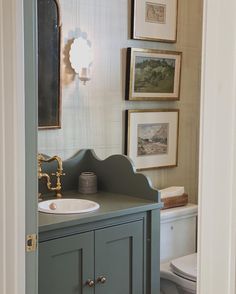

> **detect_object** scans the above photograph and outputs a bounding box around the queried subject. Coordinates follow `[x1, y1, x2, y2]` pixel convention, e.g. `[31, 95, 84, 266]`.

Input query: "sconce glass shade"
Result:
[69, 38, 92, 84]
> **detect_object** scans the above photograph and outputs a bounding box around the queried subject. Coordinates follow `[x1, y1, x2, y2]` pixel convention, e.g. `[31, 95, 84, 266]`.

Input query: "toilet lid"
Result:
[170, 253, 197, 282]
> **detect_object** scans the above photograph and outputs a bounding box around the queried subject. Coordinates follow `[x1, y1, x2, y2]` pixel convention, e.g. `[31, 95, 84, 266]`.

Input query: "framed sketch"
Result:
[132, 0, 178, 42]
[126, 109, 179, 170]
[126, 48, 182, 101]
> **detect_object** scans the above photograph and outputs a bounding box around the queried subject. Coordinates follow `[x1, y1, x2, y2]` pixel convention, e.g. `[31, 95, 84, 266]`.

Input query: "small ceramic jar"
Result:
[78, 172, 97, 194]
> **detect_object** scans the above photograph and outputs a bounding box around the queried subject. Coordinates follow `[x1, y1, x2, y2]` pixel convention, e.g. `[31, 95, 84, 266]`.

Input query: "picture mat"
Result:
[134, 0, 177, 41]
[129, 111, 178, 169]
[131, 51, 181, 98]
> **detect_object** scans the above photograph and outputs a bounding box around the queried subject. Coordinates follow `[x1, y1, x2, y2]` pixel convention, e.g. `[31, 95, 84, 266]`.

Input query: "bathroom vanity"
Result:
[38, 150, 162, 294]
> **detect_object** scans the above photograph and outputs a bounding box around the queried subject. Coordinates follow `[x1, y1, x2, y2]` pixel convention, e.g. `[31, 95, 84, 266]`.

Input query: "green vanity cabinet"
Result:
[39, 220, 145, 294]
[38, 151, 162, 294]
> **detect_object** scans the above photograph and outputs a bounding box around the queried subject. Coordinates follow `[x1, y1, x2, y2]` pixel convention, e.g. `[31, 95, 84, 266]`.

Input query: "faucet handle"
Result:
[51, 172, 65, 176]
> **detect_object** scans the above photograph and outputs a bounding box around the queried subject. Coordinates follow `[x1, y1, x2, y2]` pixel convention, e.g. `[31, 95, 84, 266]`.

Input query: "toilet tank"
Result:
[160, 204, 198, 263]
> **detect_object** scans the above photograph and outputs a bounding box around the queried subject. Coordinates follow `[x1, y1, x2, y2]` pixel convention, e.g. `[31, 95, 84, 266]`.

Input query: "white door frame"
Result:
[0, 0, 38, 294]
[1, 0, 236, 293]
[197, 0, 236, 293]
[0, 0, 26, 293]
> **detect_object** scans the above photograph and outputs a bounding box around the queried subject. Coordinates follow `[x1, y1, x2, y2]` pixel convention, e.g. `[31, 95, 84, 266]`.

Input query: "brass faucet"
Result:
[38, 154, 65, 199]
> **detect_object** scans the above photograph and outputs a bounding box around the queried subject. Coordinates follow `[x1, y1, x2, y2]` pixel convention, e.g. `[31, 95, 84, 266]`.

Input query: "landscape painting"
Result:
[126, 109, 179, 170]
[134, 56, 175, 94]
[137, 123, 169, 156]
[126, 48, 182, 101]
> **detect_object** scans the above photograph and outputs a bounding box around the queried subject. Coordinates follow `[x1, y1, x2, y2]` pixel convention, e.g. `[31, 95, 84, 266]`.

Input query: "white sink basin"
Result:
[38, 198, 100, 214]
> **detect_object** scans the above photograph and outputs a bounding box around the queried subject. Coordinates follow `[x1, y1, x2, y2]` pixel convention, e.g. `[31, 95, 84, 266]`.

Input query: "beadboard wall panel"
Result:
[38, 0, 203, 203]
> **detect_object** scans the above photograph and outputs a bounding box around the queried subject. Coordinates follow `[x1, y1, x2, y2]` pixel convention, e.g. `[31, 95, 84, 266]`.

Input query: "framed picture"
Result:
[126, 109, 179, 170]
[126, 48, 182, 101]
[132, 0, 178, 42]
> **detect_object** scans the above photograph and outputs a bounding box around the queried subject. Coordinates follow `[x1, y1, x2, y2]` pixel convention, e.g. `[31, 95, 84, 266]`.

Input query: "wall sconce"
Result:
[69, 37, 92, 85]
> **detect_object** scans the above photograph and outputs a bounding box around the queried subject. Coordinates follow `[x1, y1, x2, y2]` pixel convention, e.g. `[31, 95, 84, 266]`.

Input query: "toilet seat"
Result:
[160, 253, 197, 293]
[170, 253, 197, 282]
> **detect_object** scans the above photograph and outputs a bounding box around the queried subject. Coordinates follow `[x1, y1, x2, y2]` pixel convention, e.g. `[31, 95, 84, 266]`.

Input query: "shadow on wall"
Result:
[62, 37, 76, 86]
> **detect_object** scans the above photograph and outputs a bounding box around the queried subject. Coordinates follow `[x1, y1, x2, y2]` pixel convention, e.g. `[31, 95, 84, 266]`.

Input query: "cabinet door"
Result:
[39, 232, 94, 294]
[95, 221, 144, 294]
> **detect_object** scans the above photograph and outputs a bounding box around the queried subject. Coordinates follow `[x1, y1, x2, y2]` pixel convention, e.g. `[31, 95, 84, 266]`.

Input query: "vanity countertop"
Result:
[38, 190, 162, 233]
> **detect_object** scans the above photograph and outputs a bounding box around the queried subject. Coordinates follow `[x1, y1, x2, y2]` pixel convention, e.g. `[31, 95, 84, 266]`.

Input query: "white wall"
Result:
[198, 0, 236, 292]
[38, 0, 203, 202]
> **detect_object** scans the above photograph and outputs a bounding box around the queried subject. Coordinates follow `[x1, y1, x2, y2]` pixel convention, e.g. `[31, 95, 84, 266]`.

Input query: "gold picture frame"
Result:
[131, 0, 178, 42]
[126, 109, 179, 170]
[125, 48, 182, 101]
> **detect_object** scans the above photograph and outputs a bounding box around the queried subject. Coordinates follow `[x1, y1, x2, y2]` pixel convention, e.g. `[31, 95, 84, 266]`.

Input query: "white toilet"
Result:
[160, 204, 198, 294]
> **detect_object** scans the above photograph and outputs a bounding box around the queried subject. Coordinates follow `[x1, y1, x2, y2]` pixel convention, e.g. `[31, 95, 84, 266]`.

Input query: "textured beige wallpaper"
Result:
[38, 0, 203, 203]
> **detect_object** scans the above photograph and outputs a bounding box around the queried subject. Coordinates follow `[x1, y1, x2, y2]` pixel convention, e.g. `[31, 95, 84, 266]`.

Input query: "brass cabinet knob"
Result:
[86, 279, 95, 287]
[97, 276, 107, 284]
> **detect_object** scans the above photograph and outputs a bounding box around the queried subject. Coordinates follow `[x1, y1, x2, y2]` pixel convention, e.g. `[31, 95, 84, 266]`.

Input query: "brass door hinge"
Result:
[26, 234, 37, 252]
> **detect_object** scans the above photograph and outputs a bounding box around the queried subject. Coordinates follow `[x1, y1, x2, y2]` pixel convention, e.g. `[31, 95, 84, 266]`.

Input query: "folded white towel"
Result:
[159, 186, 185, 199]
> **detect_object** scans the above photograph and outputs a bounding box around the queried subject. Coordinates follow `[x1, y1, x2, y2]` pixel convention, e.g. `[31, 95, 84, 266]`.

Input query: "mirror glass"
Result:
[38, 0, 61, 129]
